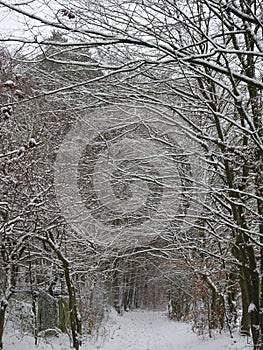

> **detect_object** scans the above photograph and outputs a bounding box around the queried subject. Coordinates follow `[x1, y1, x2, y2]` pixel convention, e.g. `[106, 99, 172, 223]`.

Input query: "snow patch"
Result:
[4, 80, 15, 87]
[4, 310, 249, 350]
[248, 303, 256, 313]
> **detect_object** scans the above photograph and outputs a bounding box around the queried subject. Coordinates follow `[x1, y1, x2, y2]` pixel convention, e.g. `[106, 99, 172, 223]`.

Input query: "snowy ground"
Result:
[4, 310, 251, 350]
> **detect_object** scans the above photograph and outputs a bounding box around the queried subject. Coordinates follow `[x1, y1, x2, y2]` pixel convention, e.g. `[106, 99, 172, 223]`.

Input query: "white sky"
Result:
[0, 7, 24, 34]
[0, 2, 60, 41]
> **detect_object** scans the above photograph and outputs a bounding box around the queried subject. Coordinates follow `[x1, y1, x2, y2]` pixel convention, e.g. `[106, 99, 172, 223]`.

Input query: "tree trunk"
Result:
[63, 262, 82, 350]
[43, 235, 82, 350]
[239, 275, 250, 336]
[0, 299, 8, 350]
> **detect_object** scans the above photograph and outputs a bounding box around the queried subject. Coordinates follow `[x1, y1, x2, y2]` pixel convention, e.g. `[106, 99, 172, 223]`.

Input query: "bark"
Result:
[63, 260, 82, 350]
[0, 301, 7, 350]
[41, 235, 82, 350]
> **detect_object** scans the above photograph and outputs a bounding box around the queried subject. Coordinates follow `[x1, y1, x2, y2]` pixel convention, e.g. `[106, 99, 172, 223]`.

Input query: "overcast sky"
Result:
[0, 2, 59, 41]
[0, 7, 23, 35]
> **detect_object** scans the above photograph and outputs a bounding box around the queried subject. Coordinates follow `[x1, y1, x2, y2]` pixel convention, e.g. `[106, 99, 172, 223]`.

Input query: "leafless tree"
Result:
[0, 0, 263, 348]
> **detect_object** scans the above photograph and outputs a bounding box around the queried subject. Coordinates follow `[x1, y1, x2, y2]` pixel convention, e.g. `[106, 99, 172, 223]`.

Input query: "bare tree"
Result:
[0, 0, 263, 348]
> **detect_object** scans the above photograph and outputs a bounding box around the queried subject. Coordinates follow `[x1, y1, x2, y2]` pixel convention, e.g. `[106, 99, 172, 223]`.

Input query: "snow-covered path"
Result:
[92, 310, 179, 350]
[5, 310, 249, 350]
[90, 310, 247, 350]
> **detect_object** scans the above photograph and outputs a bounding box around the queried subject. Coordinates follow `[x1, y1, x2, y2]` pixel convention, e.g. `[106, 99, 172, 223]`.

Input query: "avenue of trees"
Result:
[0, 0, 263, 349]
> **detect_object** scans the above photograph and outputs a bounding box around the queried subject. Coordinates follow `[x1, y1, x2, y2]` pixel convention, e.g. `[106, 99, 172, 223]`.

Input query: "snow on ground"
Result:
[4, 310, 251, 350]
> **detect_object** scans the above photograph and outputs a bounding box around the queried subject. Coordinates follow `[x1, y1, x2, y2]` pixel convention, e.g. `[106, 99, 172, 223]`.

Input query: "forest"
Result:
[0, 1, 263, 349]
